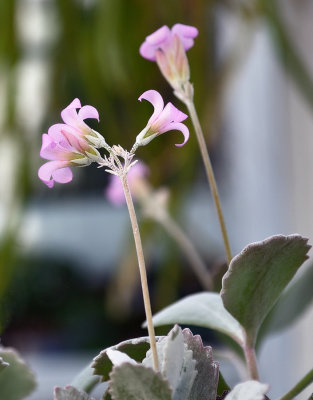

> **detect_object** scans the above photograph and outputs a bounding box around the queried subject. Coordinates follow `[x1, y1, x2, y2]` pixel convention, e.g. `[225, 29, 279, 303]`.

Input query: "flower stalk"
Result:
[182, 90, 232, 265]
[121, 173, 159, 371]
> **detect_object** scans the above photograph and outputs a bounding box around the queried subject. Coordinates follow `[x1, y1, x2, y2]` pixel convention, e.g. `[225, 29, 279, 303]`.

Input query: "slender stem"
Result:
[243, 342, 260, 380]
[154, 212, 213, 291]
[183, 96, 232, 265]
[278, 368, 313, 400]
[121, 174, 159, 371]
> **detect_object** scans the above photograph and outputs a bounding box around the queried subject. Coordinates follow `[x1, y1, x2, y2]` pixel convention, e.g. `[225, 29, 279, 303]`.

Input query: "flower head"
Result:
[136, 90, 189, 147]
[140, 24, 198, 91]
[38, 99, 103, 188]
[106, 161, 149, 205]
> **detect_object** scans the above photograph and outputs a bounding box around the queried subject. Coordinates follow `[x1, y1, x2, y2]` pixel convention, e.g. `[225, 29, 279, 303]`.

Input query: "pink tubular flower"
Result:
[59, 98, 105, 149]
[38, 133, 89, 188]
[38, 99, 103, 188]
[106, 161, 149, 205]
[136, 90, 189, 147]
[140, 24, 198, 90]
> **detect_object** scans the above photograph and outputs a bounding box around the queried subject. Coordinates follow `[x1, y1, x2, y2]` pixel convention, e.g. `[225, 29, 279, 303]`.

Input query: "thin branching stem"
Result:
[121, 174, 159, 371]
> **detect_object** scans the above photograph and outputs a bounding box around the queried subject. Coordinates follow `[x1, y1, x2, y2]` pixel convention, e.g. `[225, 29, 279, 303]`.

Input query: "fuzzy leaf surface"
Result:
[149, 292, 244, 346]
[0, 348, 36, 400]
[109, 363, 172, 400]
[182, 328, 219, 400]
[54, 385, 96, 400]
[92, 337, 151, 381]
[224, 380, 269, 400]
[143, 325, 196, 400]
[264, 261, 313, 335]
[221, 234, 310, 344]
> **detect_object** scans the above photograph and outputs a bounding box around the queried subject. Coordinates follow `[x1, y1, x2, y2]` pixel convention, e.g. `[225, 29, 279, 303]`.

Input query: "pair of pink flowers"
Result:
[39, 23, 197, 188]
[38, 99, 103, 188]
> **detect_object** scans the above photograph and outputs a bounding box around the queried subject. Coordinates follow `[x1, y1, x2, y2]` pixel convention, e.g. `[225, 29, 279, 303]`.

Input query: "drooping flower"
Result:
[38, 99, 104, 188]
[59, 98, 106, 149]
[135, 90, 189, 147]
[106, 161, 149, 205]
[38, 133, 90, 188]
[140, 24, 198, 91]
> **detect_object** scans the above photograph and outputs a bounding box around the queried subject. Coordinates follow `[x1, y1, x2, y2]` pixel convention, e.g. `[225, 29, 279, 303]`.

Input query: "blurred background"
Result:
[1, 0, 313, 398]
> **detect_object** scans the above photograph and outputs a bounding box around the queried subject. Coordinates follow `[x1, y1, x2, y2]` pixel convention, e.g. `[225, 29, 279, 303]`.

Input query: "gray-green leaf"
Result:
[224, 380, 269, 400]
[0, 357, 9, 373]
[92, 337, 152, 381]
[109, 363, 172, 400]
[54, 385, 96, 400]
[182, 328, 219, 400]
[264, 261, 313, 336]
[143, 325, 196, 400]
[221, 234, 310, 345]
[0, 348, 36, 400]
[149, 292, 245, 346]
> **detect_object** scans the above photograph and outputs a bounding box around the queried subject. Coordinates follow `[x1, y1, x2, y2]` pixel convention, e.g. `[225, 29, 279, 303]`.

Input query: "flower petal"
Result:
[52, 166, 73, 184]
[38, 160, 72, 187]
[78, 105, 99, 122]
[151, 103, 187, 133]
[146, 25, 171, 46]
[165, 102, 188, 123]
[172, 24, 198, 51]
[161, 122, 189, 147]
[40, 132, 75, 160]
[139, 26, 171, 61]
[138, 90, 164, 126]
[48, 123, 72, 143]
[61, 98, 81, 126]
[60, 126, 88, 152]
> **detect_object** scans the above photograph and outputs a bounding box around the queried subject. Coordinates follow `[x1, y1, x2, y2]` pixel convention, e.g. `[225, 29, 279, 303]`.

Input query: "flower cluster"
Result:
[38, 99, 105, 188]
[38, 22, 198, 188]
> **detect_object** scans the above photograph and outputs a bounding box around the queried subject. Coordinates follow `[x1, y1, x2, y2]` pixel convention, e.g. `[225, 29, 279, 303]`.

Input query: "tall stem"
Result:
[183, 96, 232, 265]
[121, 174, 159, 371]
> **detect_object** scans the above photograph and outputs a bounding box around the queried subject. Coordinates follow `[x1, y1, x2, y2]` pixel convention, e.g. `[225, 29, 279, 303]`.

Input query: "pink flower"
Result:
[140, 24, 198, 61]
[136, 90, 189, 147]
[58, 98, 105, 149]
[140, 24, 198, 90]
[106, 161, 149, 205]
[38, 133, 90, 188]
[38, 99, 103, 188]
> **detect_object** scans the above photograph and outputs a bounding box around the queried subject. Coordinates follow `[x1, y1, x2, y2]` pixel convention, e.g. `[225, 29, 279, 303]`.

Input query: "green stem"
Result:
[243, 342, 260, 380]
[121, 174, 159, 371]
[278, 368, 313, 400]
[183, 94, 232, 265]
